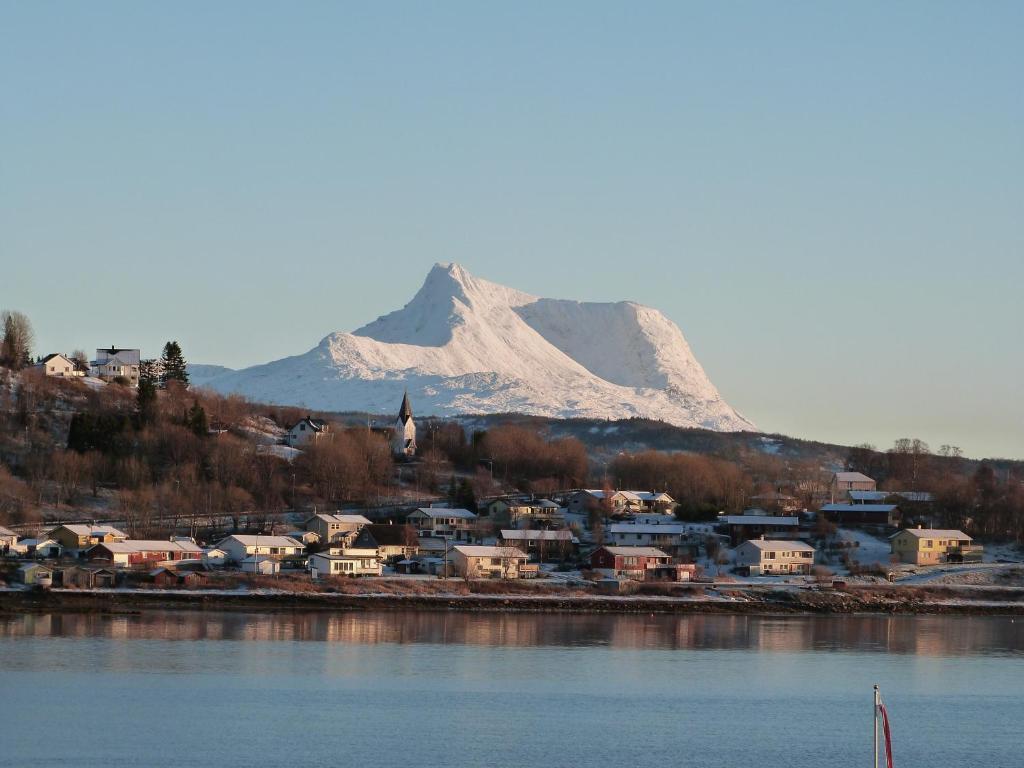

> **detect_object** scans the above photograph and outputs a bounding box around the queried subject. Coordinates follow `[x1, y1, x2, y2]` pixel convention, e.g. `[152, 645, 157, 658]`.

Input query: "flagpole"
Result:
[873, 684, 879, 768]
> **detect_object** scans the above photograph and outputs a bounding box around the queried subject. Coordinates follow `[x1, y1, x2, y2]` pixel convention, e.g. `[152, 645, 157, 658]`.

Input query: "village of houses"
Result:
[2, 345, 1010, 598]
[0, 466, 999, 596]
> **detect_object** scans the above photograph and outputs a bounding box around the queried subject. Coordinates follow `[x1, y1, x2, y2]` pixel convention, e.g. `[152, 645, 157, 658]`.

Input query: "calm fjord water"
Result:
[1, 612, 1021, 768]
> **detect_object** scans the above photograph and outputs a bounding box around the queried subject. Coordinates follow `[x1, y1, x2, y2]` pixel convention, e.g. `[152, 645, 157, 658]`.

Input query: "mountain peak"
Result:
[195, 265, 755, 432]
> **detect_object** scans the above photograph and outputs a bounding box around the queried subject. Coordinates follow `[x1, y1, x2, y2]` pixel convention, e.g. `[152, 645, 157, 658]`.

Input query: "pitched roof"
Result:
[740, 539, 815, 552]
[358, 524, 414, 546]
[52, 524, 128, 539]
[452, 545, 526, 558]
[719, 515, 799, 526]
[90, 540, 203, 554]
[40, 353, 73, 365]
[608, 524, 686, 535]
[848, 490, 889, 502]
[217, 535, 306, 548]
[597, 546, 671, 558]
[820, 504, 897, 513]
[833, 471, 875, 483]
[0, 525, 16, 537]
[397, 391, 413, 424]
[309, 552, 377, 561]
[893, 528, 971, 540]
[309, 513, 372, 525]
[500, 529, 574, 541]
[290, 416, 327, 432]
[410, 507, 477, 519]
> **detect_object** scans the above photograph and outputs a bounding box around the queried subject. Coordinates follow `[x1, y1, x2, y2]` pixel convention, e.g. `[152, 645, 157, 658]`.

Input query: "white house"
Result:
[215, 535, 306, 565]
[607, 523, 688, 549]
[392, 392, 417, 458]
[202, 547, 228, 567]
[241, 556, 280, 575]
[90, 347, 141, 387]
[568, 489, 675, 516]
[309, 551, 382, 578]
[303, 512, 371, 543]
[450, 545, 531, 580]
[285, 417, 330, 448]
[407, 508, 478, 541]
[37, 353, 84, 378]
[735, 539, 815, 576]
[20, 538, 63, 559]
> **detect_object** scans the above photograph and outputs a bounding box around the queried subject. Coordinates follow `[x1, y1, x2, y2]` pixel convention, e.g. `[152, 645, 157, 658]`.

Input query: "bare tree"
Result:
[0, 310, 34, 370]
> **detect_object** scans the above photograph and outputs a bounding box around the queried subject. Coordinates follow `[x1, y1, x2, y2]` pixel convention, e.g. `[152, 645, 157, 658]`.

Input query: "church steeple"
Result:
[393, 391, 417, 458]
[398, 390, 413, 425]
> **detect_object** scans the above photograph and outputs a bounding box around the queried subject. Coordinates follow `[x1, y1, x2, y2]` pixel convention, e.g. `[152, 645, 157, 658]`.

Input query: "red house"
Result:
[86, 539, 204, 567]
[590, 546, 690, 582]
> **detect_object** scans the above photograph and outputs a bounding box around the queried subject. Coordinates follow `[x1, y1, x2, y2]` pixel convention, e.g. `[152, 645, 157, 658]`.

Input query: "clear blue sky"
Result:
[2, 2, 1022, 458]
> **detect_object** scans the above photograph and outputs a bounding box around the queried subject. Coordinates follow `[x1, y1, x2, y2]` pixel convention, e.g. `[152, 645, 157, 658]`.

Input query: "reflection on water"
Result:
[2, 610, 1021, 656]
[1, 611, 1023, 768]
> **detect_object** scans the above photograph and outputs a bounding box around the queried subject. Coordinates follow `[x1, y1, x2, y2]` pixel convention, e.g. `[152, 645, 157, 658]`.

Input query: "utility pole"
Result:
[873, 684, 879, 768]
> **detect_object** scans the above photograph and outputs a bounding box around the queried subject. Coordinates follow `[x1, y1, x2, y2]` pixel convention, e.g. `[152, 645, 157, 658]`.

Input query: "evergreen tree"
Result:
[136, 360, 159, 425]
[186, 401, 208, 436]
[159, 341, 189, 388]
[455, 478, 477, 512]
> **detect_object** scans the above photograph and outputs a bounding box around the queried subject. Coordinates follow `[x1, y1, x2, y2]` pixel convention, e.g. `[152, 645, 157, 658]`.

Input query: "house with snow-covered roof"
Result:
[889, 528, 981, 565]
[735, 539, 815, 576]
[309, 551, 382, 578]
[407, 508, 478, 542]
[450, 545, 532, 580]
[85, 539, 204, 568]
[830, 472, 876, 501]
[285, 416, 330, 448]
[90, 347, 141, 387]
[48, 524, 128, 556]
[303, 512, 371, 543]
[589, 546, 691, 582]
[568, 489, 675, 515]
[215, 535, 307, 565]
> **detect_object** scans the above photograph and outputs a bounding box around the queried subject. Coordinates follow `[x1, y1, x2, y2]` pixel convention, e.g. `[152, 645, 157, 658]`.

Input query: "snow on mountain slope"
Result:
[194, 263, 756, 431]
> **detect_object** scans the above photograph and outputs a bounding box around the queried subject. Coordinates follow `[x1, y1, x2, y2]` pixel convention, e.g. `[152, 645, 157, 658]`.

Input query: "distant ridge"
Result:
[191, 263, 755, 432]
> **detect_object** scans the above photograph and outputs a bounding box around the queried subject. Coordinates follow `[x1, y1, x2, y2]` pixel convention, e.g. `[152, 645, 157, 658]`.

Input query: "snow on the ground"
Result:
[192, 263, 755, 431]
[256, 444, 301, 461]
[238, 415, 286, 444]
[828, 529, 893, 573]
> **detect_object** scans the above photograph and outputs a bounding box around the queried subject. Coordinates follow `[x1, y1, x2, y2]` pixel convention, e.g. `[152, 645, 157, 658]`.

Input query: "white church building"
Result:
[392, 392, 417, 458]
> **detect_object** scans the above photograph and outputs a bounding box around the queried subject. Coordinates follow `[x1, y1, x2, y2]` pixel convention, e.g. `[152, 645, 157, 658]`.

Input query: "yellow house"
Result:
[889, 528, 980, 565]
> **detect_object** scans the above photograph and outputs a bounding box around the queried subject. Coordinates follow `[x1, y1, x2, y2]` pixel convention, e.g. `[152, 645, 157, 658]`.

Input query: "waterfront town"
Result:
[1, 344, 1015, 600]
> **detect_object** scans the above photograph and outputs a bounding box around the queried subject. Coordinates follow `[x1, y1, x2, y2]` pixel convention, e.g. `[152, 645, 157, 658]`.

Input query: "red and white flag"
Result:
[877, 696, 894, 768]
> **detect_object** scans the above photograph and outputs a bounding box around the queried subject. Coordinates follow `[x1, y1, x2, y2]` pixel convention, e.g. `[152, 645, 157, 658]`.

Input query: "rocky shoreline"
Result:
[2, 585, 1023, 617]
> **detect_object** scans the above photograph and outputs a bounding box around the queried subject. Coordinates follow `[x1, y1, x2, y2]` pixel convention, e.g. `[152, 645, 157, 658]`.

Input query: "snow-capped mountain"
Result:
[191, 263, 755, 431]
